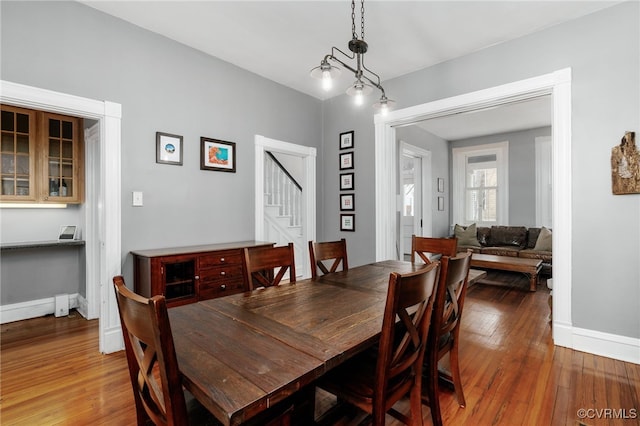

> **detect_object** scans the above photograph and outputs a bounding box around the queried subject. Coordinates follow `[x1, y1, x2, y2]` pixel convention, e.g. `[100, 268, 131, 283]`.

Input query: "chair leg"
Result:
[409, 381, 425, 426]
[449, 342, 466, 408]
[422, 360, 443, 426]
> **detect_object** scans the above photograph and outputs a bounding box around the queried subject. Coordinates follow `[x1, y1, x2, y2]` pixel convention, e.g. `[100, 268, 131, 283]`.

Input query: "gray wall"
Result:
[451, 126, 551, 227]
[0, 1, 322, 303]
[320, 2, 639, 339]
[396, 125, 450, 238]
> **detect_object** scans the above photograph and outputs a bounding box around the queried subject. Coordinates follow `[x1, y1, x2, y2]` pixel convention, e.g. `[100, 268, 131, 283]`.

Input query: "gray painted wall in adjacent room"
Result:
[320, 2, 639, 338]
[451, 126, 551, 227]
[1, 1, 322, 304]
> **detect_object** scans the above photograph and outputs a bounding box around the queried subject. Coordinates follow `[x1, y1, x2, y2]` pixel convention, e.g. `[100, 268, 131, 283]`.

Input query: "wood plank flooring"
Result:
[2, 272, 639, 425]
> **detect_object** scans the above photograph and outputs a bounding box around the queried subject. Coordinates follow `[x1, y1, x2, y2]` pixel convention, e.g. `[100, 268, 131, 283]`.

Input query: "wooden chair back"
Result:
[422, 251, 472, 425]
[113, 276, 188, 426]
[411, 235, 458, 264]
[308, 238, 349, 279]
[374, 261, 441, 424]
[244, 243, 296, 290]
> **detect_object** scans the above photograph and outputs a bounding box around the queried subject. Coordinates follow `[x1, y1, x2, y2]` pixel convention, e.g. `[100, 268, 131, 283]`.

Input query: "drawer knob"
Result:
[220, 284, 226, 290]
[194, 275, 200, 280]
[220, 271, 226, 276]
[220, 257, 225, 262]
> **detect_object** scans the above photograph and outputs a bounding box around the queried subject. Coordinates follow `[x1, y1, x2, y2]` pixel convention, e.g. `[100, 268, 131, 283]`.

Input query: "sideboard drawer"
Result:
[199, 251, 243, 268]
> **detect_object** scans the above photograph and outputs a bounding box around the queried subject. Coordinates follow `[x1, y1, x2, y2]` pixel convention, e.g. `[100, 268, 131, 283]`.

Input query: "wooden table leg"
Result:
[528, 265, 542, 292]
[529, 272, 537, 292]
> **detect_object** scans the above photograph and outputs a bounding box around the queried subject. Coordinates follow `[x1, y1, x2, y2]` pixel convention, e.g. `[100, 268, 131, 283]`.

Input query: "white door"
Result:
[399, 142, 432, 259]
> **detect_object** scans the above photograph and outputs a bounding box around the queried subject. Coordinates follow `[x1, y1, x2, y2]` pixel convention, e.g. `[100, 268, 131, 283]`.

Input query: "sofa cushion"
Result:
[489, 226, 527, 248]
[454, 223, 481, 247]
[533, 226, 553, 251]
[480, 246, 521, 257]
[477, 227, 491, 246]
[527, 228, 541, 248]
[519, 249, 552, 262]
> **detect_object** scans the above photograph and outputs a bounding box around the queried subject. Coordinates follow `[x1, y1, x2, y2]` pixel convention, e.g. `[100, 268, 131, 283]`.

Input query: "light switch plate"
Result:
[132, 191, 143, 206]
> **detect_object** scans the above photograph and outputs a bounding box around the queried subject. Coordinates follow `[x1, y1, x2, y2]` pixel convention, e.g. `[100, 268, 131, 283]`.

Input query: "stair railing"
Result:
[265, 152, 302, 227]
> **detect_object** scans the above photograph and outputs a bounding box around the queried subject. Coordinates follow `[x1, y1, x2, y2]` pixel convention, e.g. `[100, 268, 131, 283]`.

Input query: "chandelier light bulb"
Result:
[354, 87, 364, 106]
[321, 69, 332, 91]
[380, 102, 389, 115]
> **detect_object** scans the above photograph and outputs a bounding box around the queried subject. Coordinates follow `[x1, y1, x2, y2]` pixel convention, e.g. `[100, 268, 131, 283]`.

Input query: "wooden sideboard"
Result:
[131, 241, 274, 307]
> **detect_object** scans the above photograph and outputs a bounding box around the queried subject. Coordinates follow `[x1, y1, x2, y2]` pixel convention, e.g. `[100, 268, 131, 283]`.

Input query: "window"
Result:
[453, 142, 508, 226]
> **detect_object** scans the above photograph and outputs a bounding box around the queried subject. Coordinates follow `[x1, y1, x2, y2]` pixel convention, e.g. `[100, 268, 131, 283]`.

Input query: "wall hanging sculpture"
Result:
[611, 131, 639, 194]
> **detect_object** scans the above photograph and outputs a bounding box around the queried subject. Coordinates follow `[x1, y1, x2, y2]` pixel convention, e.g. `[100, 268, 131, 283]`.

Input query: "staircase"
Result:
[263, 152, 304, 276]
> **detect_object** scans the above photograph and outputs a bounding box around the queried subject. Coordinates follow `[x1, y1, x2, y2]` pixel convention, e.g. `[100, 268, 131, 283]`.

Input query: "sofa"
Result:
[454, 224, 552, 275]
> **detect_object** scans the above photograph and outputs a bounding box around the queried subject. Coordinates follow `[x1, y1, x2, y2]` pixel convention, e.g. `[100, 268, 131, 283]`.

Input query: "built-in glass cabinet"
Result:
[0, 105, 84, 204]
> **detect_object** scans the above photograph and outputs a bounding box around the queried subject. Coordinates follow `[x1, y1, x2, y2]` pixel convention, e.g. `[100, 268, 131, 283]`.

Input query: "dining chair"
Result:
[421, 251, 472, 426]
[411, 235, 458, 264]
[308, 238, 349, 279]
[113, 276, 215, 426]
[243, 243, 296, 290]
[316, 261, 441, 426]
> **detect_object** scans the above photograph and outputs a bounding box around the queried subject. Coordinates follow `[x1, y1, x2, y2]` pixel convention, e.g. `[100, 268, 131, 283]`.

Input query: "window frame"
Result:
[452, 141, 509, 227]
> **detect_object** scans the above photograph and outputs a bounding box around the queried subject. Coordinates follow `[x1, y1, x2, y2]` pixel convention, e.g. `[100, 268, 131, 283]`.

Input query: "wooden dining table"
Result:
[168, 260, 486, 426]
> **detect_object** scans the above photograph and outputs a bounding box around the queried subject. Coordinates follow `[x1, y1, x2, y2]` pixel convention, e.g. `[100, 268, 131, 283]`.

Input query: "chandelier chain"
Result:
[351, 0, 356, 40]
[351, 0, 365, 41]
[361, 0, 365, 40]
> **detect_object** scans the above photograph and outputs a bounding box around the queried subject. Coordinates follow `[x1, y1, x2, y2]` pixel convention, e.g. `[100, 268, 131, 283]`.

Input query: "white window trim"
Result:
[452, 141, 509, 226]
[535, 136, 552, 227]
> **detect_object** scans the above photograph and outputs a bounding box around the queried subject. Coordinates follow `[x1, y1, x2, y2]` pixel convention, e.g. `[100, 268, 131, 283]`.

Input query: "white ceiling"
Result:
[80, 0, 619, 139]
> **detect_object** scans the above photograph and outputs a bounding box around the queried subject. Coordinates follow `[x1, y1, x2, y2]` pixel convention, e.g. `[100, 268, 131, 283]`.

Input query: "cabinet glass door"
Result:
[46, 115, 76, 200]
[163, 259, 196, 301]
[0, 106, 35, 200]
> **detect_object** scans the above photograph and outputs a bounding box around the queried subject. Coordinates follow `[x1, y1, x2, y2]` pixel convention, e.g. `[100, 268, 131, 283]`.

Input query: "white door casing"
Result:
[254, 135, 316, 279]
[374, 69, 572, 348]
[0, 80, 123, 354]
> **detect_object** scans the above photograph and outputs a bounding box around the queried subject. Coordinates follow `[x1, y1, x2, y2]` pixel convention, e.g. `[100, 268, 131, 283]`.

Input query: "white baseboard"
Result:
[102, 325, 124, 354]
[571, 327, 640, 365]
[0, 294, 80, 324]
[553, 321, 639, 364]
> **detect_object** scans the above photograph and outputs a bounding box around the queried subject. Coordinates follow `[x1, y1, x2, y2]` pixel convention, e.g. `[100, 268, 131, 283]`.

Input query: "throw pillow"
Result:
[454, 223, 481, 247]
[534, 226, 552, 251]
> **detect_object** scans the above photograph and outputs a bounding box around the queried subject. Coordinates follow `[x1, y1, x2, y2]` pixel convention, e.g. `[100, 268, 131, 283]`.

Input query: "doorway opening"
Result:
[399, 142, 432, 260]
[374, 69, 572, 347]
[0, 80, 123, 353]
[254, 135, 317, 279]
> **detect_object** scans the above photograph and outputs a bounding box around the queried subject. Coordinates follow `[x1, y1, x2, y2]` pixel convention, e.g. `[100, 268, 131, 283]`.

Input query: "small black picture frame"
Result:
[156, 132, 183, 165]
[340, 172, 354, 191]
[340, 131, 354, 150]
[340, 214, 355, 232]
[340, 193, 355, 211]
[339, 151, 354, 170]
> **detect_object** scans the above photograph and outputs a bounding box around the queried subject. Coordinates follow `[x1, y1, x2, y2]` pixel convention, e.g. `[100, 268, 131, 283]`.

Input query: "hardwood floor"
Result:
[2, 272, 639, 425]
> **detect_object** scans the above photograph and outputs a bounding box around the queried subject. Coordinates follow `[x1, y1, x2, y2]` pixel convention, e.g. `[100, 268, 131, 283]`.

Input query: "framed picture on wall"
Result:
[340, 214, 355, 231]
[340, 131, 354, 150]
[200, 137, 236, 172]
[340, 193, 354, 211]
[438, 196, 445, 211]
[339, 152, 354, 170]
[340, 172, 354, 190]
[156, 132, 183, 165]
[437, 178, 445, 193]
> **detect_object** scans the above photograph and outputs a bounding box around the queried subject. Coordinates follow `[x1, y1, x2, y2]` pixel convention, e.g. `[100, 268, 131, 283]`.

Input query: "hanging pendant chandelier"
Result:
[310, 0, 395, 114]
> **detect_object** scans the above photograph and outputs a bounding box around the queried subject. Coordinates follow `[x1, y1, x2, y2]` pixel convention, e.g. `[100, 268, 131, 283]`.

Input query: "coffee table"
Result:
[470, 253, 542, 292]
